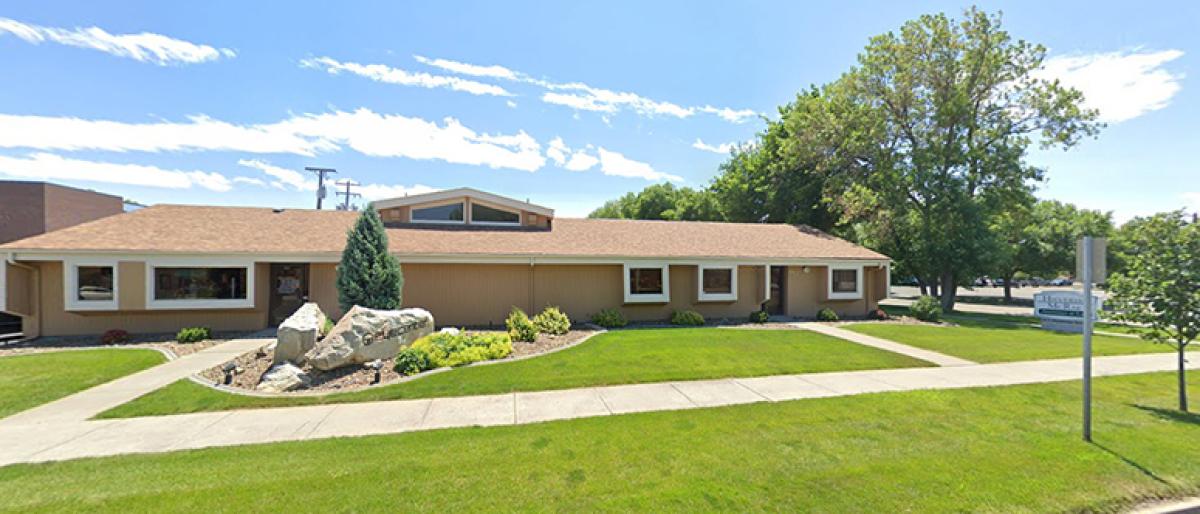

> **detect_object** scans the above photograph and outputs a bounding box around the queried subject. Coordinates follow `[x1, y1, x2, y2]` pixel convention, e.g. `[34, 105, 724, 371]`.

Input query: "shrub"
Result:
[867, 308, 890, 321]
[393, 346, 433, 376]
[506, 307, 538, 342]
[910, 295, 943, 322]
[175, 327, 211, 344]
[100, 329, 130, 345]
[591, 308, 627, 328]
[532, 306, 571, 335]
[411, 331, 513, 368]
[336, 205, 403, 312]
[671, 310, 705, 326]
[749, 310, 770, 323]
[816, 308, 839, 322]
[321, 318, 335, 337]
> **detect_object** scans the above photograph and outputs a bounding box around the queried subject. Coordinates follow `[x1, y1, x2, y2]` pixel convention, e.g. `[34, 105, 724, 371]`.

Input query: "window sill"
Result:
[624, 294, 669, 304]
[146, 299, 255, 310]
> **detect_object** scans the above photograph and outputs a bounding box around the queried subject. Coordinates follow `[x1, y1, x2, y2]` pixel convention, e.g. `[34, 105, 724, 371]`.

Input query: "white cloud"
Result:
[596, 148, 682, 182]
[506, 100, 517, 108]
[353, 182, 439, 201]
[300, 57, 511, 97]
[691, 138, 738, 154]
[413, 55, 753, 124]
[0, 17, 234, 65]
[413, 55, 518, 80]
[0, 108, 545, 172]
[237, 159, 315, 191]
[545, 137, 569, 166]
[232, 176, 267, 187]
[564, 151, 600, 172]
[1037, 49, 1185, 123]
[0, 152, 231, 191]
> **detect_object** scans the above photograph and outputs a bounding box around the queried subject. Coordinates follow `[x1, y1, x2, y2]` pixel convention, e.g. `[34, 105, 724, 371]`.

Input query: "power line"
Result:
[303, 167, 337, 209]
[335, 180, 361, 211]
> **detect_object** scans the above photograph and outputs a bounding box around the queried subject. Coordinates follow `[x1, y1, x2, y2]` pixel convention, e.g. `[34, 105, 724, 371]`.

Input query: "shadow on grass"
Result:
[1132, 404, 1200, 426]
[1091, 442, 1171, 485]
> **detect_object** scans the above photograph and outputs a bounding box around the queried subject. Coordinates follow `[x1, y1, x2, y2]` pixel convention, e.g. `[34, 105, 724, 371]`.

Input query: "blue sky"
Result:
[0, 1, 1195, 221]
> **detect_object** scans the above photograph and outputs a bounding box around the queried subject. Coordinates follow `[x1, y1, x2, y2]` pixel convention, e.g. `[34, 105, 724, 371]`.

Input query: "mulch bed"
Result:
[0, 332, 251, 358]
[204, 328, 601, 394]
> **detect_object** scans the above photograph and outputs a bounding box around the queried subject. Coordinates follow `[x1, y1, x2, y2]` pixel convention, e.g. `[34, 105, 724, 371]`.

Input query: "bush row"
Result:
[506, 306, 572, 342]
[395, 331, 514, 375]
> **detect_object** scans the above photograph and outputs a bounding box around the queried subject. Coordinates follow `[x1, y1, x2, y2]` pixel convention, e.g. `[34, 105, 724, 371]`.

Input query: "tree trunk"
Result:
[1180, 346, 1189, 412]
[1003, 272, 1014, 303]
[939, 270, 956, 311]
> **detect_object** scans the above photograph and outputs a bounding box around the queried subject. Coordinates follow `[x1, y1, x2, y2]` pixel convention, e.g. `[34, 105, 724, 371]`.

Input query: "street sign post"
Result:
[1078, 236, 1106, 442]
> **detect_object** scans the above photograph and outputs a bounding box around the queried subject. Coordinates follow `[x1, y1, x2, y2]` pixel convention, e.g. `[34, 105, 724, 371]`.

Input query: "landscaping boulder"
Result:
[274, 302, 327, 364]
[304, 306, 434, 371]
[256, 362, 310, 393]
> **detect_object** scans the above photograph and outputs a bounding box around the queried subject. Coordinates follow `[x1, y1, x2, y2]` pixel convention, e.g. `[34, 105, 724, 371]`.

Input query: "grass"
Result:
[98, 328, 930, 419]
[3, 372, 1199, 512]
[0, 349, 165, 419]
[846, 322, 1182, 363]
[880, 304, 1148, 335]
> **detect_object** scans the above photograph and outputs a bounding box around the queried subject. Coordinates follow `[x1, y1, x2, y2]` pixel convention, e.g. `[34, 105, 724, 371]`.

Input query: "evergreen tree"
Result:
[336, 205, 403, 312]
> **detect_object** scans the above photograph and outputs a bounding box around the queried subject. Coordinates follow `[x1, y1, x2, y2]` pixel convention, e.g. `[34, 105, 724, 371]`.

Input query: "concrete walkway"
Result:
[796, 323, 978, 367]
[1, 336, 273, 425]
[0, 352, 1193, 467]
[881, 297, 1033, 317]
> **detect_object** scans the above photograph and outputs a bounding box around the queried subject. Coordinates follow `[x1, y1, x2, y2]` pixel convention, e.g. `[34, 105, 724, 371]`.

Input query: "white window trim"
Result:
[697, 264, 738, 302]
[409, 199, 467, 225]
[64, 258, 119, 311]
[469, 199, 522, 226]
[623, 262, 670, 303]
[145, 259, 255, 310]
[827, 265, 863, 300]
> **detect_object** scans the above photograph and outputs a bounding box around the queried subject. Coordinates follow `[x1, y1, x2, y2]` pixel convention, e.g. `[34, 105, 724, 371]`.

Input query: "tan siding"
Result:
[308, 263, 341, 320]
[4, 262, 34, 315]
[117, 261, 145, 310]
[785, 265, 881, 319]
[400, 263, 532, 328]
[33, 261, 270, 337]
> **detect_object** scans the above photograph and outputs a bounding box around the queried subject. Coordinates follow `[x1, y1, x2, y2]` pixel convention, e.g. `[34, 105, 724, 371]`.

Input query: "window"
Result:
[623, 263, 670, 303]
[698, 264, 738, 302]
[470, 203, 520, 224]
[827, 266, 863, 300]
[146, 262, 254, 310]
[411, 202, 465, 223]
[65, 261, 119, 311]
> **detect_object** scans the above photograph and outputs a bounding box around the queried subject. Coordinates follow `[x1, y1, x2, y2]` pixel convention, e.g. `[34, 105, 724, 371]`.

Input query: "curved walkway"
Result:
[0, 351, 1193, 467]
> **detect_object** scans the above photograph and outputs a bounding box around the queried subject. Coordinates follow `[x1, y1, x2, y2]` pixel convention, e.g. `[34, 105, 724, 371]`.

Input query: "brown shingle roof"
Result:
[0, 204, 888, 261]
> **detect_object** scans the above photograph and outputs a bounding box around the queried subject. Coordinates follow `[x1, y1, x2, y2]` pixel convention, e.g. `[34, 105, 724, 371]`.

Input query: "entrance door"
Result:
[269, 263, 310, 326]
[764, 266, 786, 315]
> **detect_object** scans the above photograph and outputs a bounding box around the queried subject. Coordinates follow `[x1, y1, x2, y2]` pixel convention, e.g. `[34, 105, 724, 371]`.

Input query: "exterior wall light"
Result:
[221, 362, 239, 385]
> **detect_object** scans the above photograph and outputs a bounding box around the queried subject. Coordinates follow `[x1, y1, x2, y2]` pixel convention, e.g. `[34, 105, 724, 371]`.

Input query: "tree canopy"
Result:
[336, 205, 404, 312]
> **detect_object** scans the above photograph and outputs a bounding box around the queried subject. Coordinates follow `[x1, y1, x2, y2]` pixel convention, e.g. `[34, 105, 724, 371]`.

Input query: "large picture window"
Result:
[624, 263, 670, 303]
[411, 202, 465, 223]
[154, 267, 248, 301]
[827, 266, 863, 300]
[698, 265, 737, 302]
[470, 203, 520, 224]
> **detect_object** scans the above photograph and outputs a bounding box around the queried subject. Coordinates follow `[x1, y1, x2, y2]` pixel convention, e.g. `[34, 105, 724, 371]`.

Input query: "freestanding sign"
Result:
[1034, 291, 1103, 333]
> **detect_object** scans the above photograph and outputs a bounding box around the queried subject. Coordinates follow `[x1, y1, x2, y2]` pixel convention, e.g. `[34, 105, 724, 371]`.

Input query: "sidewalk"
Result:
[0, 352, 1193, 467]
[794, 323, 977, 366]
[881, 297, 1034, 317]
[1, 336, 273, 425]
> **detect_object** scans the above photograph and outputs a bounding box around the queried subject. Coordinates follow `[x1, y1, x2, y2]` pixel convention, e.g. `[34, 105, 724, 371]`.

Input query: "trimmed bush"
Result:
[671, 310, 705, 326]
[867, 308, 890, 321]
[816, 308, 839, 322]
[749, 310, 770, 323]
[175, 327, 211, 344]
[532, 306, 571, 336]
[393, 346, 433, 376]
[910, 295, 943, 322]
[411, 331, 513, 368]
[101, 329, 130, 345]
[506, 307, 538, 342]
[321, 318, 334, 338]
[336, 205, 403, 312]
[591, 308, 627, 328]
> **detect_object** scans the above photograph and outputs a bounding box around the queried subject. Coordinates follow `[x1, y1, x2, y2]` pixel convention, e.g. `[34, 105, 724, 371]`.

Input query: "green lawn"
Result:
[846, 322, 1181, 363]
[99, 328, 930, 419]
[5, 372, 1199, 512]
[0, 349, 166, 419]
[880, 304, 1149, 335]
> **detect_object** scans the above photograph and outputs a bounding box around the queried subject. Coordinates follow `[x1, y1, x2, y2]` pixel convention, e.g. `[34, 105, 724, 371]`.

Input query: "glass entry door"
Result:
[269, 263, 310, 326]
[764, 266, 786, 315]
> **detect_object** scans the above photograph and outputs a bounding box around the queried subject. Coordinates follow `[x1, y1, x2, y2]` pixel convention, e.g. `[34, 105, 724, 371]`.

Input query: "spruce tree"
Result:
[336, 205, 403, 312]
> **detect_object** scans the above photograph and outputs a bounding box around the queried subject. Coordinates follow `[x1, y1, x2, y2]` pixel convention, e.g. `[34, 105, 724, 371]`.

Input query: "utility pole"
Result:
[303, 167, 337, 209]
[1081, 236, 1094, 442]
[335, 180, 361, 211]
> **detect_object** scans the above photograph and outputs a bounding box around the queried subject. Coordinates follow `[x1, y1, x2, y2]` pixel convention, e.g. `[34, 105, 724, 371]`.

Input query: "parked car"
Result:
[1049, 278, 1074, 286]
[974, 277, 992, 287]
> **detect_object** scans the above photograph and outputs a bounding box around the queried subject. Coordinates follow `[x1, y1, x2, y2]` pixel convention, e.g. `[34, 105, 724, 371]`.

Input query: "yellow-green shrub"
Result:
[506, 307, 538, 342]
[410, 331, 513, 368]
[532, 306, 571, 335]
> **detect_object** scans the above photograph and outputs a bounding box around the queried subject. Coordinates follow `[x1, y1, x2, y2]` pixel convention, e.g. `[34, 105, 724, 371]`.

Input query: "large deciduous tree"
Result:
[834, 8, 1100, 310]
[336, 205, 404, 312]
[588, 183, 723, 221]
[1107, 211, 1199, 412]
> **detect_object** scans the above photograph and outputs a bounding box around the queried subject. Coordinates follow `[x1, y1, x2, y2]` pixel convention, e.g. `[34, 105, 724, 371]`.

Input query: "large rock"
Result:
[256, 362, 310, 393]
[274, 302, 327, 364]
[304, 306, 434, 371]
